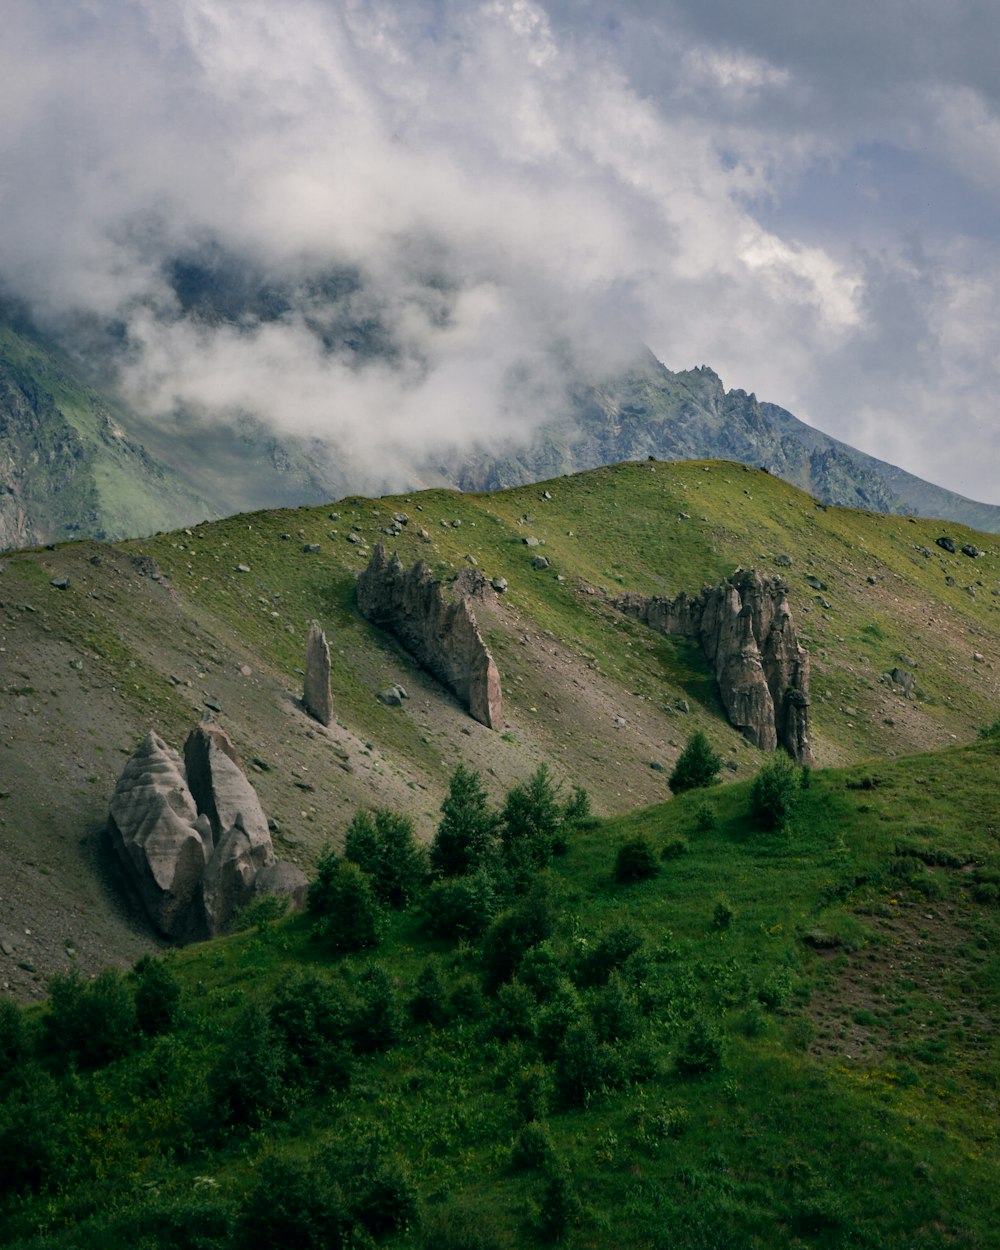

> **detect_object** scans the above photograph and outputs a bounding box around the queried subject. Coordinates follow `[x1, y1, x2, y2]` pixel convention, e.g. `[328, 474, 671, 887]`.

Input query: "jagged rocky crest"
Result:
[616, 569, 813, 764]
[108, 724, 307, 941]
[356, 545, 503, 729]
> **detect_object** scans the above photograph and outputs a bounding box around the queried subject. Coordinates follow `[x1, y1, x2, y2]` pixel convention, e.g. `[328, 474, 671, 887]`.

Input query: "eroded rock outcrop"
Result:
[109, 723, 305, 941]
[303, 622, 333, 725]
[616, 569, 813, 763]
[357, 545, 503, 729]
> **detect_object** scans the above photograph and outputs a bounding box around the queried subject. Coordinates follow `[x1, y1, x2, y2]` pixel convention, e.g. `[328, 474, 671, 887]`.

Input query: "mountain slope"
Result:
[1, 459, 998, 996]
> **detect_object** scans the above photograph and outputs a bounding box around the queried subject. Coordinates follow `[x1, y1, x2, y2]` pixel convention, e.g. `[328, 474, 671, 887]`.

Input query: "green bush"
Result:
[211, 1002, 288, 1129]
[661, 836, 689, 860]
[431, 764, 499, 877]
[0, 997, 25, 1078]
[750, 752, 799, 831]
[676, 1017, 724, 1075]
[535, 980, 584, 1061]
[312, 861, 385, 954]
[590, 971, 640, 1044]
[501, 765, 565, 870]
[614, 836, 660, 883]
[554, 1022, 612, 1107]
[422, 870, 499, 942]
[350, 1152, 420, 1241]
[481, 881, 555, 992]
[236, 1151, 346, 1250]
[712, 896, 735, 929]
[0, 1062, 68, 1195]
[510, 1120, 555, 1170]
[345, 808, 427, 909]
[409, 959, 449, 1027]
[512, 1063, 550, 1123]
[494, 979, 537, 1042]
[269, 974, 353, 1091]
[536, 1159, 582, 1242]
[132, 955, 181, 1037]
[575, 922, 643, 987]
[351, 963, 405, 1054]
[42, 968, 138, 1070]
[668, 731, 722, 794]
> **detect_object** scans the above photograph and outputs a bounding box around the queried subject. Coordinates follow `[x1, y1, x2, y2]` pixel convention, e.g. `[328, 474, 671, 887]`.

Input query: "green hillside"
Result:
[1, 734, 999, 1248]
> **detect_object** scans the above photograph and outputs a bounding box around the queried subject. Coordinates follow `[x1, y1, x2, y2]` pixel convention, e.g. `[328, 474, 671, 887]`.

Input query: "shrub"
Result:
[42, 968, 138, 1069]
[661, 836, 689, 860]
[750, 752, 799, 831]
[500, 765, 565, 870]
[350, 1152, 420, 1240]
[0, 1062, 68, 1195]
[535, 981, 584, 1061]
[431, 764, 499, 877]
[409, 960, 449, 1028]
[575, 922, 643, 987]
[512, 1063, 550, 1123]
[312, 861, 385, 954]
[351, 963, 405, 1055]
[676, 1017, 724, 1075]
[269, 975, 353, 1091]
[236, 1151, 347, 1250]
[712, 896, 735, 929]
[562, 785, 591, 825]
[481, 881, 555, 992]
[554, 1022, 611, 1107]
[536, 1160, 582, 1242]
[211, 1002, 287, 1129]
[517, 941, 564, 1003]
[590, 972, 640, 1044]
[132, 955, 181, 1036]
[308, 842, 341, 917]
[422, 870, 499, 942]
[494, 980, 537, 1042]
[614, 836, 660, 884]
[345, 808, 427, 909]
[0, 998, 25, 1078]
[510, 1120, 554, 1170]
[694, 802, 717, 832]
[978, 715, 1000, 740]
[668, 731, 722, 794]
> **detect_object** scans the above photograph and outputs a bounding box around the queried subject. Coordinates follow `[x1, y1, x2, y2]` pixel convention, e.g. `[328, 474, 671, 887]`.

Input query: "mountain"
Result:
[3, 284, 1000, 551]
[450, 350, 1000, 531]
[0, 459, 998, 1248]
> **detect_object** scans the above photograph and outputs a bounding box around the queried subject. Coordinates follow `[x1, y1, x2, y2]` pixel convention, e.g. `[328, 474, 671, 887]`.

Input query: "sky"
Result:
[1, 0, 999, 501]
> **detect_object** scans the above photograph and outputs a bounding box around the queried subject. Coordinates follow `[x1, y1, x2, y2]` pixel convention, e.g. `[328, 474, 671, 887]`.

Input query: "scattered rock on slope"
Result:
[303, 621, 333, 726]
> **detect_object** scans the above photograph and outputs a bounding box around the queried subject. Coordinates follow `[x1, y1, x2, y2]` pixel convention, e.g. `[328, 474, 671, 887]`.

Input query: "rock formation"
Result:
[303, 622, 333, 725]
[108, 723, 306, 941]
[616, 569, 813, 763]
[356, 545, 503, 729]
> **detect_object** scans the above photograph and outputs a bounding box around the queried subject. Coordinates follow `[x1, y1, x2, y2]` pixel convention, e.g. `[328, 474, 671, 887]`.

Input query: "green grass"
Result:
[2, 734, 999, 1248]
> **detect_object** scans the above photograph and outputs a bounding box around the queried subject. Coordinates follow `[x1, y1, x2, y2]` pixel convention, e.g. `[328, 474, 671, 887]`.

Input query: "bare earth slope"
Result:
[0, 460, 998, 994]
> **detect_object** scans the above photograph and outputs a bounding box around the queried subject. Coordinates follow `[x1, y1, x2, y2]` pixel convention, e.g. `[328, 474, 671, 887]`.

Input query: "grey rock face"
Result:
[108, 731, 209, 941]
[304, 622, 333, 725]
[109, 724, 293, 941]
[616, 569, 813, 764]
[357, 545, 503, 729]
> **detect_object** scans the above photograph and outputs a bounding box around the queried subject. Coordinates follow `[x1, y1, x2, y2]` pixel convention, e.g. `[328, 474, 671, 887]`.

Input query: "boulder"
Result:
[616, 569, 813, 764]
[110, 725, 293, 942]
[936, 536, 956, 553]
[357, 546, 503, 729]
[108, 731, 210, 940]
[303, 622, 333, 726]
[253, 862, 310, 912]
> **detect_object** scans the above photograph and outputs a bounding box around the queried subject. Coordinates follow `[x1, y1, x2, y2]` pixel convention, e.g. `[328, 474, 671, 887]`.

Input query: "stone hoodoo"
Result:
[109, 724, 305, 941]
[356, 545, 503, 729]
[303, 622, 333, 726]
[616, 569, 813, 763]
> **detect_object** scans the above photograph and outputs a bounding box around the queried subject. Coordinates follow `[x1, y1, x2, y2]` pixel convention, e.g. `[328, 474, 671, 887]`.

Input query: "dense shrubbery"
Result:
[345, 808, 427, 908]
[614, 836, 660, 883]
[310, 857, 385, 953]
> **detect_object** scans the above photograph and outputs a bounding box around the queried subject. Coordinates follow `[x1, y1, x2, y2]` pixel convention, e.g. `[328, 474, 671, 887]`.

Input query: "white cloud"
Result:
[0, 0, 998, 500]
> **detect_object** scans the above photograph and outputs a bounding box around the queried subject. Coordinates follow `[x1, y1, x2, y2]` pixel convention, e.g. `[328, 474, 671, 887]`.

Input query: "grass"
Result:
[2, 733, 999, 1248]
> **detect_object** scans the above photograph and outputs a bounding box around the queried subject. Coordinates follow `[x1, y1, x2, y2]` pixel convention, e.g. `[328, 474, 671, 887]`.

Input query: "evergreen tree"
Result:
[501, 764, 564, 869]
[430, 764, 498, 877]
[668, 730, 722, 794]
[345, 808, 427, 909]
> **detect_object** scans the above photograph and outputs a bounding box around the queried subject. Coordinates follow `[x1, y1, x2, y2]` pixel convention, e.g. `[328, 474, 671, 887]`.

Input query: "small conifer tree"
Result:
[668, 730, 722, 795]
[431, 764, 498, 877]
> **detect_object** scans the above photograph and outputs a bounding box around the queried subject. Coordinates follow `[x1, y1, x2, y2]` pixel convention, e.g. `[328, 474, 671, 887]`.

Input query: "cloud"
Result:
[0, 0, 998, 500]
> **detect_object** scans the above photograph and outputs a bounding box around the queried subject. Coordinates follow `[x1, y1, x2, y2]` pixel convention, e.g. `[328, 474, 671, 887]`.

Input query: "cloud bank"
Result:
[1, 0, 998, 500]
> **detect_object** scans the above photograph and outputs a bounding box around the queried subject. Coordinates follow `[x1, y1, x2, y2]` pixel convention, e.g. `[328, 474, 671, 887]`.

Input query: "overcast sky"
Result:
[2, 0, 999, 501]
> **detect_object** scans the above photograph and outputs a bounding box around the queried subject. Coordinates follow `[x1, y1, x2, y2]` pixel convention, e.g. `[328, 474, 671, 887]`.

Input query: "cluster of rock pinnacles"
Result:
[346, 546, 811, 762]
[110, 552, 812, 944]
[109, 723, 308, 942]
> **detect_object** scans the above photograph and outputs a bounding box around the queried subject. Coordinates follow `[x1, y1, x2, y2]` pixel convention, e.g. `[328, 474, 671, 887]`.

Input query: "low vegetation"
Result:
[2, 731, 999, 1249]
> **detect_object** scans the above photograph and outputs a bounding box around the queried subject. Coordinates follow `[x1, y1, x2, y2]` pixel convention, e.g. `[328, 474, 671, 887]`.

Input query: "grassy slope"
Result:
[2, 735, 999, 1248]
[0, 459, 997, 994]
